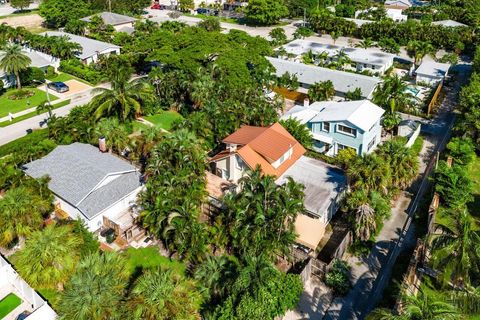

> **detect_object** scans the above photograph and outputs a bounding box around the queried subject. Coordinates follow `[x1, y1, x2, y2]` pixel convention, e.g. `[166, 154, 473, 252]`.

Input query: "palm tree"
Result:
[308, 80, 336, 101]
[377, 139, 419, 189]
[356, 38, 376, 49]
[0, 43, 31, 89]
[347, 154, 391, 194]
[36, 101, 53, 119]
[57, 252, 129, 320]
[430, 209, 480, 286]
[346, 189, 377, 242]
[93, 117, 130, 154]
[373, 74, 415, 114]
[0, 186, 51, 247]
[232, 254, 276, 296]
[90, 65, 155, 121]
[334, 49, 352, 69]
[407, 40, 436, 66]
[127, 268, 202, 320]
[15, 224, 82, 289]
[194, 255, 238, 301]
[402, 289, 459, 320]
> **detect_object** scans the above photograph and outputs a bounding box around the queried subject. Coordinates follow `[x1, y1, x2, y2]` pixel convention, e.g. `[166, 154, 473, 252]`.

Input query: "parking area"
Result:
[37, 80, 93, 99]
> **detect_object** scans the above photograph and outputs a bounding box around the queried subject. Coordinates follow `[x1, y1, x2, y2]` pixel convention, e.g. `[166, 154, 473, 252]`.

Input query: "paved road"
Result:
[0, 2, 38, 16]
[0, 90, 95, 146]
[323, 63, 471, 320]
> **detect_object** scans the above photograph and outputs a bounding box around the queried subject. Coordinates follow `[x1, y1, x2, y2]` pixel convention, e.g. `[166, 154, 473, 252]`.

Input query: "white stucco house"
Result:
[280, 39, 395, 75]
[0, 255, 57, 320]
[386, 8, 408, 21]
[40, 31, 121, 64]
[415, 61, 450, 85]
[80, 12, 137, 34]
[384, 0, 412, 10]
[23, 143, 143, 234]
[267, 57, 382, 100]
[0, 50, 54, 88]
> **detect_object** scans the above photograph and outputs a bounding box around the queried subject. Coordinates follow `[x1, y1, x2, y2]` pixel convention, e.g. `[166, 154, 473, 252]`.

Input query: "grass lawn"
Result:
[0, 293, 22, 319]
[47, 72, 93, 86]
[123, 247, 186, 275]
[410, 135, 425, 156]
[144, 111, 183, 131]
[0, 88, 58, 118]
[0, 99, 71, 128]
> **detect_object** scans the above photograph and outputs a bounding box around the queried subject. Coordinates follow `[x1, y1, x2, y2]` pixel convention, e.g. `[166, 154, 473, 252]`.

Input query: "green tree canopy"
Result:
[243, 0, 289, 26]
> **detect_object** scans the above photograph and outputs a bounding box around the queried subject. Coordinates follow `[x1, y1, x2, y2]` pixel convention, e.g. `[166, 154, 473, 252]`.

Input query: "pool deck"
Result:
[0, 286, 35, 320]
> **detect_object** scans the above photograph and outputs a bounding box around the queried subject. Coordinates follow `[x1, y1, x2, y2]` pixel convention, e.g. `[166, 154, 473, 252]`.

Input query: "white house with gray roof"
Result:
[40, 31, 120, 64]
[267, 57, 382, 99]
[0, 49, 55, 88]
[282, 100, 385, 156]
[23, 143, 143, 232]
[415, 60, 450, 85]
[81, 12, 136, 34]
[280, 39, 395, 75]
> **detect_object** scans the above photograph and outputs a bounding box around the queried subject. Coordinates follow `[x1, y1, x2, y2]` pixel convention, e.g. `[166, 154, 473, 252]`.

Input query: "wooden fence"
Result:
[427, 80, 444, 115]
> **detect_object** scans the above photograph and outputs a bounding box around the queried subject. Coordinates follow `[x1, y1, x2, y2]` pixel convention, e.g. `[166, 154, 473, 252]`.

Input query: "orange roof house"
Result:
[209, 123, 306, 180]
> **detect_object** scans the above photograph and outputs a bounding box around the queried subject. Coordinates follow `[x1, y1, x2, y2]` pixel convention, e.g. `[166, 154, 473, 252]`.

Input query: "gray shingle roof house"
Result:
[0, 50, 54, 88]
[23, 143, 142, 232]
[267, 57, 382, 99]
[80, 12, 136, 26]
[40, 31, 121, 64]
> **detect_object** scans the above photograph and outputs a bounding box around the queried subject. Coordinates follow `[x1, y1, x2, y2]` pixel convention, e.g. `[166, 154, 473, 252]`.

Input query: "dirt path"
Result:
[0, 13, 43, 30]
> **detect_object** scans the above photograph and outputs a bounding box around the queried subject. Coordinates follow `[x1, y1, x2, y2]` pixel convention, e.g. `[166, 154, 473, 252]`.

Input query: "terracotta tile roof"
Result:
[222, 126, 268, 145]
[212, 123, 306, 178]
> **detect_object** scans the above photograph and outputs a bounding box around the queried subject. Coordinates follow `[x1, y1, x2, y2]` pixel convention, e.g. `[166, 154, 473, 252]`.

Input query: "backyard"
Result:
[123, 247, 186, 275]
[0, 88, 58, 118]
[0, 293, 22, 319]
[144, 111, 183, 131]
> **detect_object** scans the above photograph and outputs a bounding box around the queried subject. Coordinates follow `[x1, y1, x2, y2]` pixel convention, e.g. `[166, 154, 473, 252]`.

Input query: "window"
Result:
[323, 122, 330, 132]
[368, 137, 376, 151]
[337, 143, 356, 154]
[337, 124, 357, 137]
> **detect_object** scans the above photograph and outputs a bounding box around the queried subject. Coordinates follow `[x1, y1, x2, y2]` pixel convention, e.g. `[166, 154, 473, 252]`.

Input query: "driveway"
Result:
[37, 80, 94, 100]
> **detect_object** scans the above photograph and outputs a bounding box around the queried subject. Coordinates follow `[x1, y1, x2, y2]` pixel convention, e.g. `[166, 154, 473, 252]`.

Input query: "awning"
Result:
[312, 132, 333, 144]
[295, 214, 326, 250]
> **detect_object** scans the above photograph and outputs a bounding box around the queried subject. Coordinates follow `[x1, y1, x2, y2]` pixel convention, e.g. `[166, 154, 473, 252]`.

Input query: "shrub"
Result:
[20, 67, 46, 86]
[59, 59, 103, 84]
[325, 259, 351, 295]
[7, 89, 35, 100]
[46, 66, 57, 79]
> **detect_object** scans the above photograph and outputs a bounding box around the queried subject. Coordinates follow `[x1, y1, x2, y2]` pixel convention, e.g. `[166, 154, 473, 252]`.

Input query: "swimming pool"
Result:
[405, 86, 420, 96]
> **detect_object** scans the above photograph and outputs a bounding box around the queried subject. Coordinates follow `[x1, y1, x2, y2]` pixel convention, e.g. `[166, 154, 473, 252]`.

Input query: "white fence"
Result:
[0, 255, 57, 319]
[405, 123, 421, 148]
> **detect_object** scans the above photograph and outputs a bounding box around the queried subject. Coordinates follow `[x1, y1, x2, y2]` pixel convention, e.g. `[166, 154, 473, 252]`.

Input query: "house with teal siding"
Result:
[282, 100, 385, 156]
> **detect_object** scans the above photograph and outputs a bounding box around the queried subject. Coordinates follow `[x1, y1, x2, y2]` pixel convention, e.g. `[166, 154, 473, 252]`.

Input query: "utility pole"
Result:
[303, 8, 306, 27]
[108, 0, 112, 12]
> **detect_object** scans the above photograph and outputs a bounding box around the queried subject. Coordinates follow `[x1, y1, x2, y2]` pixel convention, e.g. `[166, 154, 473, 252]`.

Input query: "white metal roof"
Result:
[281, 39, 395, 67]
[282, 100, 385, 132]
[268, 57, 382, 98]
[415, 61, 450, 78]
[385, 0, 412, 7]
[80, 12, 136, 26]
[432, 20, 467, 27]
[40, 31, 120, 60]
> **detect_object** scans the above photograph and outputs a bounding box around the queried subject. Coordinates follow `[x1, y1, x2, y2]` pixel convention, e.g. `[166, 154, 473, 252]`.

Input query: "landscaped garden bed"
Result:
[0, 88, 58, 118]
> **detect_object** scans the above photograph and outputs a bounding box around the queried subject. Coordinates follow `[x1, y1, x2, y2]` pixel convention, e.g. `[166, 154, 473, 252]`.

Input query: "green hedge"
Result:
[59, 59, 103, 85]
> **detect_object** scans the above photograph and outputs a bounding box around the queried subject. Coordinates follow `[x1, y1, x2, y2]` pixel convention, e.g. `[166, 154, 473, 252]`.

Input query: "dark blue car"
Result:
[47, 81, 69, 93]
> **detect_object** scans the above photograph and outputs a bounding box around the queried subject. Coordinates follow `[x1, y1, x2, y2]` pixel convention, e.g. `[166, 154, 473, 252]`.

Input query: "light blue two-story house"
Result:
[282, 100, 385, 156]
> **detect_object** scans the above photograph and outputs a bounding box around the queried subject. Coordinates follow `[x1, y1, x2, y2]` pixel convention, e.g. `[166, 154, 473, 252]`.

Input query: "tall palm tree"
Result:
[0, 186, 51, 247]
[90, 65, 155, 121]
[15, 224, 82, 289]
[346, 189, 377, 242]
[308, 80, 336, 101]
[377, 139, 419, 189]
[347, 154, 391, 194]
[0, 43, 31, 89]
[430, 209, 480, 286]
[93, 117, 130, 154]
[57, 252, 129, 320]
[36, 101, 53, 119]
[127, 268, 202, 320]
[407, 40, 436, 66]
[373, 74, 416, 115]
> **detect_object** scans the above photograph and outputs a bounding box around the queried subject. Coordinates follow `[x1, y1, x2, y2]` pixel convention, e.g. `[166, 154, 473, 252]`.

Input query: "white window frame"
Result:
[337, 124, 357, 137]
[322, 122, 330, 132]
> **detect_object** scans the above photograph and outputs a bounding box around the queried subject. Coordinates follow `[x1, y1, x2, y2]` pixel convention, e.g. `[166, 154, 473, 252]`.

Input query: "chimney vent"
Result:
[304, 98, 310, 107]
[228, 144, 237, 153]
[99, 136, 107, 153]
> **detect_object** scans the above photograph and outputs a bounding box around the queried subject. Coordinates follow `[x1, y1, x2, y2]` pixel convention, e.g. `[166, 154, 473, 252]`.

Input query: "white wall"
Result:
[416, 73, 443, 85]
[0, 256, 57, 319]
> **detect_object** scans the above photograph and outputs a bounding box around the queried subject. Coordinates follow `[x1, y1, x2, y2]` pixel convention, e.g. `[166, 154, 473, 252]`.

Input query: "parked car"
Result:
[47, 81, 69, 93]
[151, 3, 167, 9]
[16, 312, 31, 320]
[196, 8, 219, 15]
